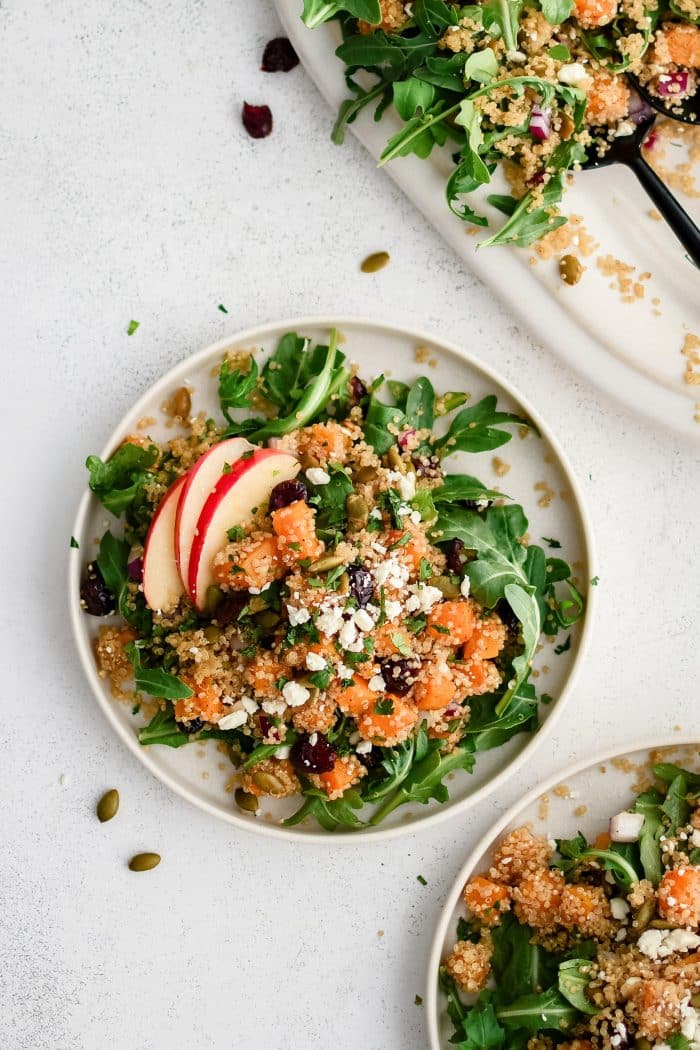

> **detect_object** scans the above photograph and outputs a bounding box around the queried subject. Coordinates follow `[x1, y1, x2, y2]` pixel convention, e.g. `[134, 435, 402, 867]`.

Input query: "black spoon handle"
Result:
[626, 153, 700, 269]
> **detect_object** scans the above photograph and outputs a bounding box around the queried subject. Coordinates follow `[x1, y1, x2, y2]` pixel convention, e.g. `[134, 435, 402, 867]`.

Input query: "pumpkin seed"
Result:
[649, 918, 675, 929]
[205, 585, 223, 614]
[251, 770, 285, 795]
[203, 625, 222, 643]
[307, 553, 346, 573]
[96, 789, 119, 823]
[255, 610, 280, 630]
[338, 571, 350, 595]
[428, 574, 461, 598]
[386, 446, 407, 473]
[171, 386, 191, 419]
[346, 494, 369, 530]
[634, 899, 656, 930]
[354, 465, 378, 484]
[247, 595, 268, 614]
[235, 788, 259, 814]
[360, 251, 390, 274]
[634, 1040, 652, 1050]
[128, 852, 161, 872]
[559, 254, 583, 286]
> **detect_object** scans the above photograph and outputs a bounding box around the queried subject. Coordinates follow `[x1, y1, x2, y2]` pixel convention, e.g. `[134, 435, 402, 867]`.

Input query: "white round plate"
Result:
[274, 1, 700, 439]
[69, 315, 595, 841]
[427, 737, 700, 1048]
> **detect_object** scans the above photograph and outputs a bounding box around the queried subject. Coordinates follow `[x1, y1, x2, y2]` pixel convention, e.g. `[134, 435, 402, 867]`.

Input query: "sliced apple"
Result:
[142, 475, 187, 612]
[174, 436, 254, 590]
[188, 448, 299, 611]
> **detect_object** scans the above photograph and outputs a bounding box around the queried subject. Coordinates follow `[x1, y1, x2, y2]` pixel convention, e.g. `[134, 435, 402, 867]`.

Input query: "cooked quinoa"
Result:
[441, 760, 700, 1049]
[80, 329, 583, 830]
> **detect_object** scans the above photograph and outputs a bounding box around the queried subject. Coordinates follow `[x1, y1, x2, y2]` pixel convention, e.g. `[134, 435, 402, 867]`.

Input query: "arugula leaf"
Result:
[635, 787, 664, 885]
[125, 643, 194, 701]
[301, 0, 381, 29]
[554, 832, 641, 890]
[490, 914, 556, 1002]
[662, 773, 691, 831]
[243, 731, 300, 770]
[308, 465, 354, 543]
[464, 47, 499, 84]
[393, 78, 436, 120]
[433, 396, 534, 455]
[433, 474, 507, 505]
[496, 986, 579, 1033]
[379, 100, 460, 164]
[86, 442, 159, 516]
[331, 78, 392, 145]
[362, 736, 417, 802]
[404, 376, 436, 430]
[558, 959, 598, 1015]
[497, 583, 540, 715]
[283, 786, 365, 830]
[138, 706, 190, 748]
[480, 175, 568, 249]
[459, 996, 505, 1049]
[654, 763, 700, 792]
[464, 682, 538, 750]
[369, 741, 475, 824]
[363, 393, 407, 454]
[481, 0, 524, 51]
[218, 355, 259, 421]
[96, 530, 130, 597]
[538, 0, 574, 23]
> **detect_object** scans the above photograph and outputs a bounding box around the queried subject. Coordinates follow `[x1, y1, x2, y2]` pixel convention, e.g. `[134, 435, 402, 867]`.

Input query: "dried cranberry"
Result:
[347, 564, 373, 607]
[497, 598, 520, 635]
[258, 713, 272, 739]
[359, 746, 383, 770]
[269, 478, 308, 511]
[242, 102, 273, 139]
[261, 37, 299, 72]
[349, 376, 368, 405]
[380, 657, 420, 697]
[80, 562, 115, 616]
[291, 734, 337, 774]
[214, 592, 249, 626]
[443, 538, 464, 576]
[127, 556, 143, 582]
[181, 718, 204, 735]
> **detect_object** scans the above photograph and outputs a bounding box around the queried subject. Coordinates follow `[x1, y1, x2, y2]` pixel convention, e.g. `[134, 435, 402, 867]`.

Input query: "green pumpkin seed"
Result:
[205, 585, 223, 614]
[634, 899, 656, 930]
[235, 788, 259, 814]
[386, 446, 407, 473]
[428, 575, 461, 598]
[346, 494, 369, 530]
[203, 624, 222, 643]
[559, 253, 583, 286]
[354, 465, 378, 484]
[251, 770, 285, 795]
[361, 251, 390, 274]
[96, 789, 119, 823]
[634, 1039, 652, 1050]
[307, 553, 346, 573]
[246, 595, 268, 614]
[255, 610, 280, 630]
[128, 852, 161, 872]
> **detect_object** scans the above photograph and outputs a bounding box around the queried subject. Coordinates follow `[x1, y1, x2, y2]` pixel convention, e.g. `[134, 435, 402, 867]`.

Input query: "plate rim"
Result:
[273, 0, 699, 442]
[68, 313, 597, 843]
[425, 733, 699, 1049]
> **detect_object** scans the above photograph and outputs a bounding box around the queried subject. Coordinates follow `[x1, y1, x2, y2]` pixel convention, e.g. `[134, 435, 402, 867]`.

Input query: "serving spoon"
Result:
[582, 110, 700, 267]
[627, 70, 700, 126]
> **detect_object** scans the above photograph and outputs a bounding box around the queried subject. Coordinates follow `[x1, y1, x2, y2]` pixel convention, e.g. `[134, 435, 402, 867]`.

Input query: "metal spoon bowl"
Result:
[627, 70, 700, 126]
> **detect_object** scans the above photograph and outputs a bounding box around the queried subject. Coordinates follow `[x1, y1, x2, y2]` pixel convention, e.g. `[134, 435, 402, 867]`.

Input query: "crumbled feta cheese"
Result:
[397, 473, 416, 500]
[558, 62, 590, 88]
[638, 928, 700, 960]
[610, 898, 630, 920]
[338, 619, 359, 650]
[275, 745, 291, 760]
[371, 542, 387, 555]
[384, 599, 403, 621]
[241, 696, 259, 715]
[405, 583, 443, 614]
[506, 48, 527, 63]
[373, 557, 410, 591]
[409, 510, 422, 525]
[336, 663, 354, 680]
[218, 707, 248, 730]
[691, 829, 700, 848]
[369, 507, 382, 520]
[305, 651, 327, 672]
[261, 699, 286, 717]
[356, 740, 373, 755]
[614, 120, 635, 138]
[681, 1002, 700, 1041]
[354, 608, 375, 633]
[368, 674, 386, 692]
[306, 467, 331, 485]
[287, 605, 310, 626]
[282, 681, 310, 708]
[316, 607, 344, 637]
[460, 576, 471, 598]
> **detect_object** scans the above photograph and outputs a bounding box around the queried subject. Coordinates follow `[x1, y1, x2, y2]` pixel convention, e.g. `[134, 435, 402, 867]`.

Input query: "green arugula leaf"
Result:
[369, 741, 475, 824]
[138, 706, 190, 748]
[538, 0, 574, 23]
[496, 985, 579, 1033]
[463, 47, 499, 84]
[433, 474, 507, 505]
[405, 376, 436, 430]
[301, 0, 381, 29]
[558, 959, 598, 1015]
[433, 395, 534, 455]
[125, 643, 194, 701]
[218, 355, 259, 421]
[481, 175, 568, 249]
[283, 786, 365, 830]
[96, 530, 130, 597]
[393, 78, 436, 120]
[635, 787, 665, 885]
[86, 442, 159, 517]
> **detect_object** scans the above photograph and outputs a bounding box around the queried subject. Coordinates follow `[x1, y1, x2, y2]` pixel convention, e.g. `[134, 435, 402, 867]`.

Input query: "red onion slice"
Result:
[656, 71, 690, 98]
[529, 105, 551, 142]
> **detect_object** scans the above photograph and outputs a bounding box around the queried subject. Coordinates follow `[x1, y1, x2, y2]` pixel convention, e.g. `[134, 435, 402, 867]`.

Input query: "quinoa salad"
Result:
[79, 328, 583, 830]
[440, 760, 700, 1049]
[300, 0, 700, 248]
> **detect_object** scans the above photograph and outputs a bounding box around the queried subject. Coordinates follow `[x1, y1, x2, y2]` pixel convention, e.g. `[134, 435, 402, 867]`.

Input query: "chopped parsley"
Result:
[590, 576, 600, 586]
[554, 634, 571, 655]
[218, 303, 228, 313]
[542, 536, 562, 549]
[70, 536, 79, 549]
[227, 525, 245, 542]
[416, 874, 427, 886]
[374, 698, 394, 716]
[126, 320, 140, 336]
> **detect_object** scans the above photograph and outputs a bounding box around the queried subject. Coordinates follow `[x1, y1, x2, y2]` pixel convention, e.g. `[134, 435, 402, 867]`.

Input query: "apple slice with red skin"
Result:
[142, 474, 187, 612]
[174, 436, 254, 591]
[188, 448, 299, 611]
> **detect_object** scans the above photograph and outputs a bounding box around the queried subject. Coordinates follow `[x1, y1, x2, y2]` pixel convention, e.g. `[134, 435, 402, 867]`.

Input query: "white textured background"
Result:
[1, 2, 699, 1049]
